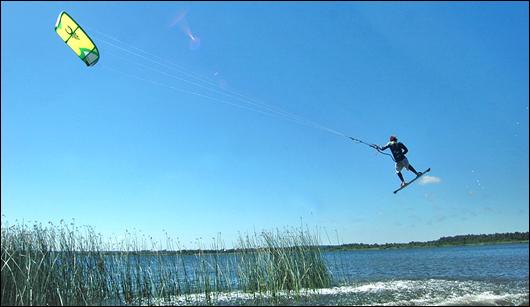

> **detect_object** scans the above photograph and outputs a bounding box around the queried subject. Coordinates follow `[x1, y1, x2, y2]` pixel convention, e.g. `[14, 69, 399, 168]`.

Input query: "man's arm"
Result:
[379, 143, 389, 151]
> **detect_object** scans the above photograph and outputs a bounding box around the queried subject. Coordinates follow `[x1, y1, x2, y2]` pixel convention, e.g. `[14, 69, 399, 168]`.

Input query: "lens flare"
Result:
[170, 9, 201, 51]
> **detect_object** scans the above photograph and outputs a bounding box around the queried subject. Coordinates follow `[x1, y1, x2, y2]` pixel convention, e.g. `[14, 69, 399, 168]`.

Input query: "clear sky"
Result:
[2, 2, 528, 248]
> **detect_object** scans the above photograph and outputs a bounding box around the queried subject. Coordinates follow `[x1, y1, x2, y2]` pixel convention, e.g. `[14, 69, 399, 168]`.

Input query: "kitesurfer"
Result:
[377, 136, 422, 187]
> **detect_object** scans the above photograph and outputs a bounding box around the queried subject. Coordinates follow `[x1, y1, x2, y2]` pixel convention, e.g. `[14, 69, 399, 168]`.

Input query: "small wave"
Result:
[319, 280, 419, 294]
[384, 292, 528, 306]
[136, 279, 529, 306]
[437, 292, 529, 306]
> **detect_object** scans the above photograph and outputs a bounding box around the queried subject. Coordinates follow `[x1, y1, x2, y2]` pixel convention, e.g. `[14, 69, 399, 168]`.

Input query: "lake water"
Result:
[314, 243, 529, 305]
[124, 243, 529, 306]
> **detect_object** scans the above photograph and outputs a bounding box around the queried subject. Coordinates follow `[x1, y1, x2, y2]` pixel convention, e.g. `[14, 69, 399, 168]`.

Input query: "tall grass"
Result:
[1, 221, 109, 306]
[236, 229, 331, 295]
[1, 220, 333, 306]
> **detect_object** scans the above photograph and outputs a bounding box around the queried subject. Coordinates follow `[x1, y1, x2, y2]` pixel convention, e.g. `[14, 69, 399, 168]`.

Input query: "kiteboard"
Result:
[393, 168, 431, 194]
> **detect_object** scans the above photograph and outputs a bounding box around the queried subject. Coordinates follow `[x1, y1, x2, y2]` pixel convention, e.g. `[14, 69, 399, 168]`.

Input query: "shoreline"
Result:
[99, 240, 529, 256]
[326, 240, 529, 252]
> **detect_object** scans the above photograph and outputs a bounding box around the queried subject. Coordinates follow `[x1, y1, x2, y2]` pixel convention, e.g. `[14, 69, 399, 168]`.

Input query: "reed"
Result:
[235, 228, 332, 298]
[1, 220, 333, 306]
[1, 221, 109, 306]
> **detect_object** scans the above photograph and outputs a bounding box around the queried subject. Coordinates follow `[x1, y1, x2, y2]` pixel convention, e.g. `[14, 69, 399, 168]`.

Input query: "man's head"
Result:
[389, 135, 397, 142]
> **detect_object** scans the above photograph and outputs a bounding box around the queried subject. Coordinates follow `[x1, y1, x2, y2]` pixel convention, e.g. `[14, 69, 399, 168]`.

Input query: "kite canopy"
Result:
[54, 11, 99, 66]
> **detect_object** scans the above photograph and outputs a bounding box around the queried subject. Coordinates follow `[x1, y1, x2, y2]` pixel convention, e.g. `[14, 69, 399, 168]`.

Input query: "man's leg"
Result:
[397, 171, 405, 186]
[404, 158, 421, 176]
[396, 161, 406, 186]
[408, 164, 421, 176]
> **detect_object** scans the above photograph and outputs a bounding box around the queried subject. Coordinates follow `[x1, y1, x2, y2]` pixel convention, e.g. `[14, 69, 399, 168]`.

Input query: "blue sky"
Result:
[2, 2, 528, 248]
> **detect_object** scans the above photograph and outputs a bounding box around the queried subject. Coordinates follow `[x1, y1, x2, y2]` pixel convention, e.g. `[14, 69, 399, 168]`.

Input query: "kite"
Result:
[54, 11, 99, 66]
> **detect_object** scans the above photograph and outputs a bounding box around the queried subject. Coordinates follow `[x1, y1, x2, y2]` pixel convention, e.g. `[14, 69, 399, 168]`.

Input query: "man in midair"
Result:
[377, 136, 422, 187]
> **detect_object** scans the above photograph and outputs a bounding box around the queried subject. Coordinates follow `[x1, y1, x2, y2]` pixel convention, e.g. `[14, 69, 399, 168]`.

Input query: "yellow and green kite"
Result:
[55, 11, 99, 66]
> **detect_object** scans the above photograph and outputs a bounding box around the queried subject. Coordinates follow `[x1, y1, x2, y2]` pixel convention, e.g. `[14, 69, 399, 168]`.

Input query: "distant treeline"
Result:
[326, 231, 529, 251]
[119, 231, 529, 255]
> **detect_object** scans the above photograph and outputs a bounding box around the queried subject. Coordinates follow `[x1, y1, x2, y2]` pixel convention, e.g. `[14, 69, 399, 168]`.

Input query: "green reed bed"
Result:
[1, 221, 333, 306]
[1, 221, 109, 306]
[236, 229, 331, 295]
